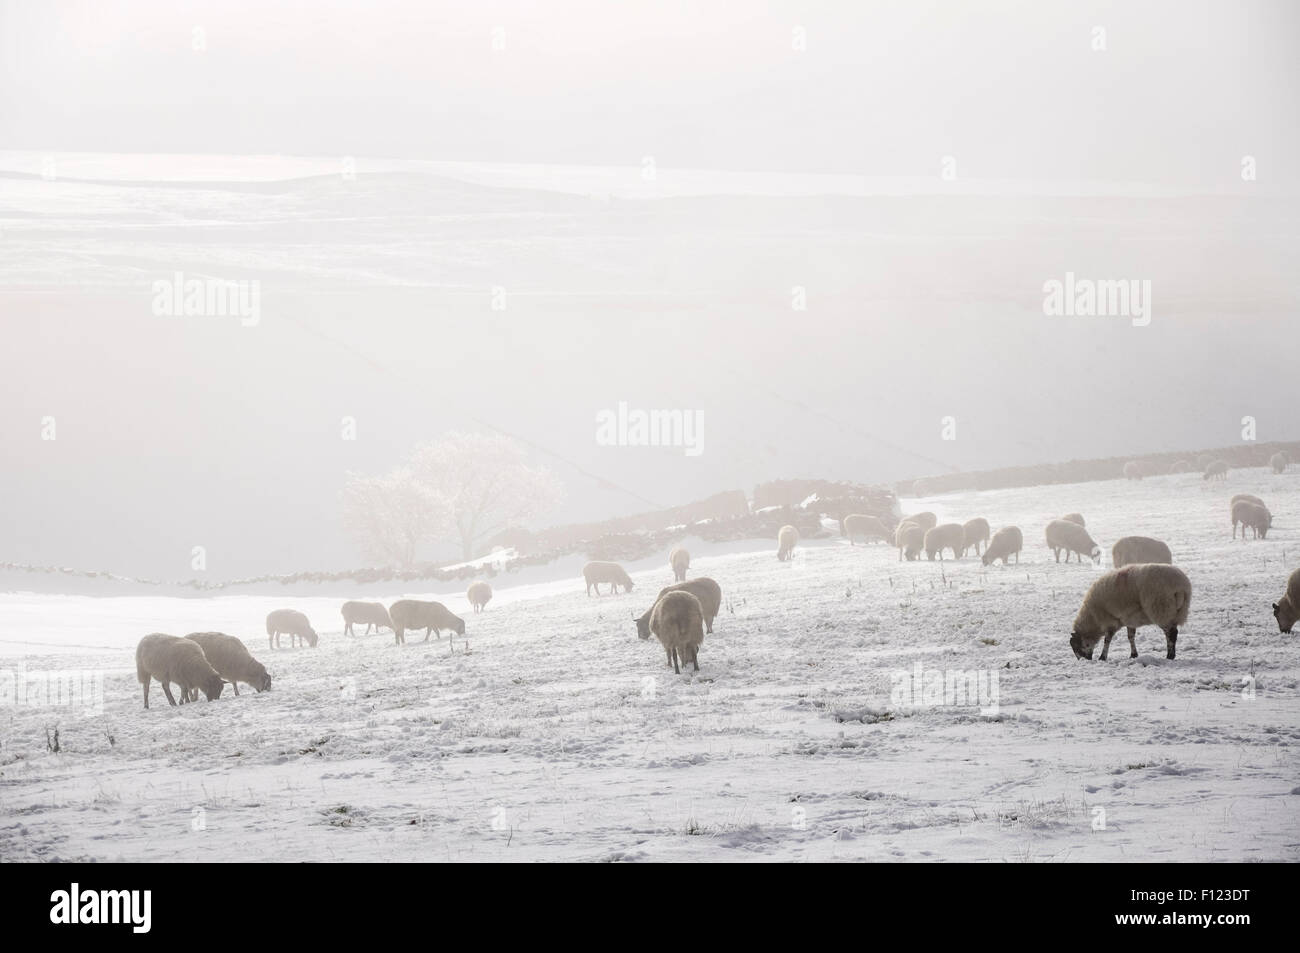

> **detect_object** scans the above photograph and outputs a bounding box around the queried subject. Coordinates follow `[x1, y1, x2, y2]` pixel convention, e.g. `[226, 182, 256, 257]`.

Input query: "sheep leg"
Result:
[423, 626, 432, 642]
[691, 648, 699, 672]
[162, 683, 178, 707]
[1100, 630, 1115, 661]
[672, 649, 680, 675]
[142, 680, 150, 709]
[1165, 627, 1177, 660]
[1127, 627, 1138, 658]
[232, 681, 240, 696]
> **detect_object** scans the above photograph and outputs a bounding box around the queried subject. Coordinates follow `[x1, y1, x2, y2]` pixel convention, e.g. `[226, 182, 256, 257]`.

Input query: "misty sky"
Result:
[1, 1, 1298, 579]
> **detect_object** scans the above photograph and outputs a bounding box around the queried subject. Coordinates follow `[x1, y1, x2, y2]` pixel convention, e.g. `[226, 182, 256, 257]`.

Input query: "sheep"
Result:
[388, 599, 465, 646]
[776, 525, 799, 561]
[1231, 500, 1272, 539]
[185, 632, 270, 695]
[1168, 459, 1191, 474]
[641, 590, 705, 674]
[1123, 461, 1142, 480]
[467, 581, 493, 613]
[1045, 519, 1100, 564]
[1230, 493, 1265, 509]
[1111, 536, 1172, 568]
[1069, 563, 1191, 661]
[266, 609, 318, 649]
[341, 600, 392, 636]
[961, 518, 991, 557]
[908, 511, 938, 532]
[924, 523, 964, 561]
[669, 546, 690, 582]
[1272, 567, 1300, 633]
[635, 576, 722, 639]
[981, 526, 1023, 566]
[1061, 512, 1086, 527]
[583, 561, 634, 595]
[843, 514, 891, 546]
[896, 522, 925, 562]
[1203, 459, 1229, 481]
[136, 633, 224, 709]
[1271, 451, 1290, 474]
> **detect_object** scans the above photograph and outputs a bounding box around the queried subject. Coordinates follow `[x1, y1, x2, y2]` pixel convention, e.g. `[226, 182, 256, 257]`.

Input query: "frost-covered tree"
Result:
[341, 433, 561, 566]
[340, 468, 452, 567]
[410, 432, 563, 562]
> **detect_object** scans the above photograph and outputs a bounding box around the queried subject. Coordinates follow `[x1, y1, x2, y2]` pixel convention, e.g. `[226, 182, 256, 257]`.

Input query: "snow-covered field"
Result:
[2, 472, 1297, 862]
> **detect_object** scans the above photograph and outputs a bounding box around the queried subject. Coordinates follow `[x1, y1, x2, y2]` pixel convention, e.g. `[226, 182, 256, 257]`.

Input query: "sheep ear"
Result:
[1273, 603, 1280, 611]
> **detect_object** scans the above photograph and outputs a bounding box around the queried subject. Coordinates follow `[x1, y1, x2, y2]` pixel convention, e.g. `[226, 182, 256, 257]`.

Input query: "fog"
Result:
[1, 0, 1297, 578]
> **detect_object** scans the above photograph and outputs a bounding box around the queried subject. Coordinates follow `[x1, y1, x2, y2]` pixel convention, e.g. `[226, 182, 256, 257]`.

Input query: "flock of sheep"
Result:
[133, 462, 1297, 707]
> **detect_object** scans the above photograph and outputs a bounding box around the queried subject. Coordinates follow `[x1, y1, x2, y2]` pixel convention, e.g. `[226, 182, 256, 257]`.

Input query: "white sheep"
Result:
[1045, 519, 1100, 564]
[636, 577, 722, 638]
[1230, 493, 1265, 509]
[924, 523, 964, 561]
[1123, 461, 1142, 480]
[1231, 500, 1272, 539]
[961, 517, 991, 557]
[776, 525, 799, 561]
[136, 633, 224, 708]
[266, 609, 318, 649]
[388, 599, 465, 646]
[981, 526, 1023, 566]
[1061, 512, 1086, 527]
[642, 589, 705, 674]
[185, 632, 270, 695]
[895, 522, 925, 561]
[1203, 459, 1229, 481]
[843, 513, 891, 546]
[1271, 451, 1290, 474]
[341, 601, 392, 636]
[669, 547, 690, 582]
[1070, 563, 1191, 661]
[467, 581, 493, 613]
[583, 560, 635, 595]
[1272, 567, 1300, 633]
[1111, 535, 1172, 568]
[908, 511, 938, 532]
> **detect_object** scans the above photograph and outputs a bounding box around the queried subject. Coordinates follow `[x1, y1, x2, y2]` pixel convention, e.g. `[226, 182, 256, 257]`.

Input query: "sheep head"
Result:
[635, 615, 652, 640]
[200, 672, 225, 701]
[1069, 631, 1098, 660]
[305, 628, 319, 647]
[1275, 598, 1297, 634]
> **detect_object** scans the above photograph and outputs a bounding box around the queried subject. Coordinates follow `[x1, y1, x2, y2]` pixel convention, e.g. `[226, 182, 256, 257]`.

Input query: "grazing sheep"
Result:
[843, 513, 891, 546]
[641, 590, 705, 674]
[961, 518, 991, 557]
[1168, 459, 1191, 474]
[895, 522, 925, 561]
[636, 577, 723, 638]
[266, 609, 318, 649]
[1271, 451, 1290, 474]
[1230, 493, 1265, 509]
[1231, 500, 1272, 539]
[1061, 513, 1086, 527]
[924, 523, 964, 561]
[669, 547, 690, 582]
[467, 581, 493, 613]
[1272, 568, 1300, 633]
[1123, 461, 1142, 481]
[341, 601, 392, 636]
[1070, 563, 1191, 661]
[1111, 536, 1172, 568]
[777, 525, 799, 561]
[1203, 459, 1229, 481]
[583, 561, 634, 595]
[981, 526, 1023, 566]
[908, 512, 938, 532]
[1045, 519, 1101, 564]
[136, 633, 224, 709]
[388, 599, 465, 646]
[185, 632, 270, 696]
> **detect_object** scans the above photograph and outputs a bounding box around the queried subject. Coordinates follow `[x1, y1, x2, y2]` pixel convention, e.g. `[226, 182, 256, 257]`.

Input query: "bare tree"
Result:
[410, 432, 562, 562]
[340, 468, 452, 567]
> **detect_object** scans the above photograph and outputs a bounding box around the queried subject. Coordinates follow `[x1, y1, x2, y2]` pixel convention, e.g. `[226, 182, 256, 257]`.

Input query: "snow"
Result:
[1, 471, 1297, 861]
